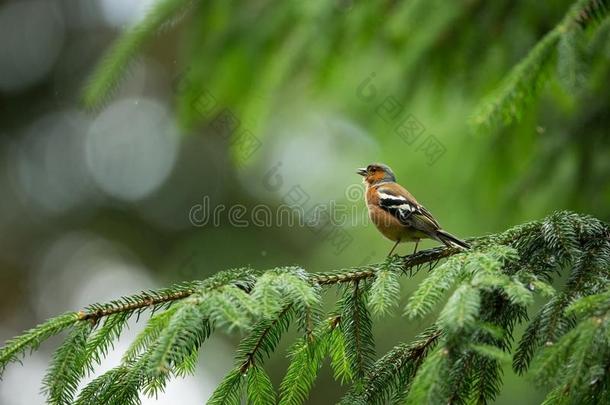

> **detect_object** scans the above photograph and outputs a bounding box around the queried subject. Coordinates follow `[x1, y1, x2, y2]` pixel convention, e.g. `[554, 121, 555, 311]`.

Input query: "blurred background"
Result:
[1, 0, 609, 403]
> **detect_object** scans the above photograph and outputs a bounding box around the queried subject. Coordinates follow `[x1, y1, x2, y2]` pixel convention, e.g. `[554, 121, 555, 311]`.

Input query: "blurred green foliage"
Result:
[87, 0, 610, 229]
[1, 0, 610, 403]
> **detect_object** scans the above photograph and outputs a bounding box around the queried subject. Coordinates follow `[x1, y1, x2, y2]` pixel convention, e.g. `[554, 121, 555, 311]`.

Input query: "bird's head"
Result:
[357, 163, 396, 185]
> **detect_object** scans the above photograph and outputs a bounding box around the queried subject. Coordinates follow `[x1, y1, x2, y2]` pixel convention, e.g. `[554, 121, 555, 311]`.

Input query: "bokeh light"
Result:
[242, 110, 379, 203]
[99, 0, 157, 28]
[0, 0, 65, 93]
[0, 354, 47, 404]
[0, 1, 608, 404]
[12, 110, 95, 215]
[85, 98, 179, 202]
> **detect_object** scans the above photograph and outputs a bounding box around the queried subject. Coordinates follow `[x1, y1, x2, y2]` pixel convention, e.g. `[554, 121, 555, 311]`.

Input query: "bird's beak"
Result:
[357, 167, 367, 176]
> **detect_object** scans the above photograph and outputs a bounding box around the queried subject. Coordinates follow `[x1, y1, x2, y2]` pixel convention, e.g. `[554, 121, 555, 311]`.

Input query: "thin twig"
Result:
[77, 243, 475, 323]
[78, 289, 195, 322]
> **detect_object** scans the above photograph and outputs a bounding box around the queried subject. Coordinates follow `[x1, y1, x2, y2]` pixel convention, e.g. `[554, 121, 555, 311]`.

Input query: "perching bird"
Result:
[357, 163, 470, 256]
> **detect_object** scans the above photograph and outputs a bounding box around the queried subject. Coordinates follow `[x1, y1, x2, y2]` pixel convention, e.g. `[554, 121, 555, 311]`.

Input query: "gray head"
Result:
[356, 163, 396, 185]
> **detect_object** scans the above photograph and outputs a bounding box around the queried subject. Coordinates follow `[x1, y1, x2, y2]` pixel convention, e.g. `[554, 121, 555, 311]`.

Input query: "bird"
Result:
[357, 163, 470, 256]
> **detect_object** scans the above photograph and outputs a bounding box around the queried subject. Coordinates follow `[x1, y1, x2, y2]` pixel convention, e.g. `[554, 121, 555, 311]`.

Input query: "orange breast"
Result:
[368, 205, 405, 241]
[365, 185, 424, 242]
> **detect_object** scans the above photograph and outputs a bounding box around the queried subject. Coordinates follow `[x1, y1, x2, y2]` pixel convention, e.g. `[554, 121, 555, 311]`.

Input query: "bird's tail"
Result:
[436, 229, 470, 250]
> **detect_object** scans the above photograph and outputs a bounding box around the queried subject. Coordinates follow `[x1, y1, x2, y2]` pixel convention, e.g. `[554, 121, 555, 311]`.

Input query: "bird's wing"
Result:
[376, 185, 441, 229]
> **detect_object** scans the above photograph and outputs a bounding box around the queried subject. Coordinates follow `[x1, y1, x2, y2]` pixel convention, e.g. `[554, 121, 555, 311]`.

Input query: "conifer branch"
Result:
[471, 0, 610, 131]
[74, 246, 471, 326]
[77, 287, 196, 323]
[239, 305, 293, 374]
[1, 211, 609, 404]
[82, 0, 194, 108]
[0, 312, 80, 374]
[343, 326, 442, 404]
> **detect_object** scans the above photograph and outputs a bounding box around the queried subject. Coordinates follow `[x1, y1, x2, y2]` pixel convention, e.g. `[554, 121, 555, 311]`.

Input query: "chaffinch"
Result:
[357, 163, 470, 256]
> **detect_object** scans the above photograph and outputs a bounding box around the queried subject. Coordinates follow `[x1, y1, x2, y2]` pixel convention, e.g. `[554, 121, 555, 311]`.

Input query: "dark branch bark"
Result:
[77, 241, 480, 323]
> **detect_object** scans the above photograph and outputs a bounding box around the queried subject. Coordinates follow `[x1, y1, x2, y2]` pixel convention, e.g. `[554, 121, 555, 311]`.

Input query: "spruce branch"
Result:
[77, 281, 199, 323]
[470, 27, 560, 131]
[328, 317, 353, 385]
[404, 346, 450, 405]
[206, 368, 243, 405]
[369, 256, 402, 317]
[145, 298, 212, 378]
[238, 305, 293, 374]
[42, 322, 94, 405]
[342, 326, 442, 405]
[71, 247, 470, 327]
[247, 365, 276, 405]
[0, 244, 465, 379]
[208, 306, 293, 404]
[340, 280, 375, 384]
[82, 0, 195, 108]
[1, 211, 609, 404]
[470, 0, 610, 131]
[0, 312, 80, 374]
[279, 317, 336, 405]
[531, 287, 610, 404]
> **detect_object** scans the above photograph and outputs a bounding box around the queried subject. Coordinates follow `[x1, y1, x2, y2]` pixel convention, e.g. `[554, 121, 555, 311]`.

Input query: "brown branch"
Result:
[313, 243, 472, 286]
[76, 243, 474, 323]
[313, 269, 376, 285]
[78, 289, 196, 323]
